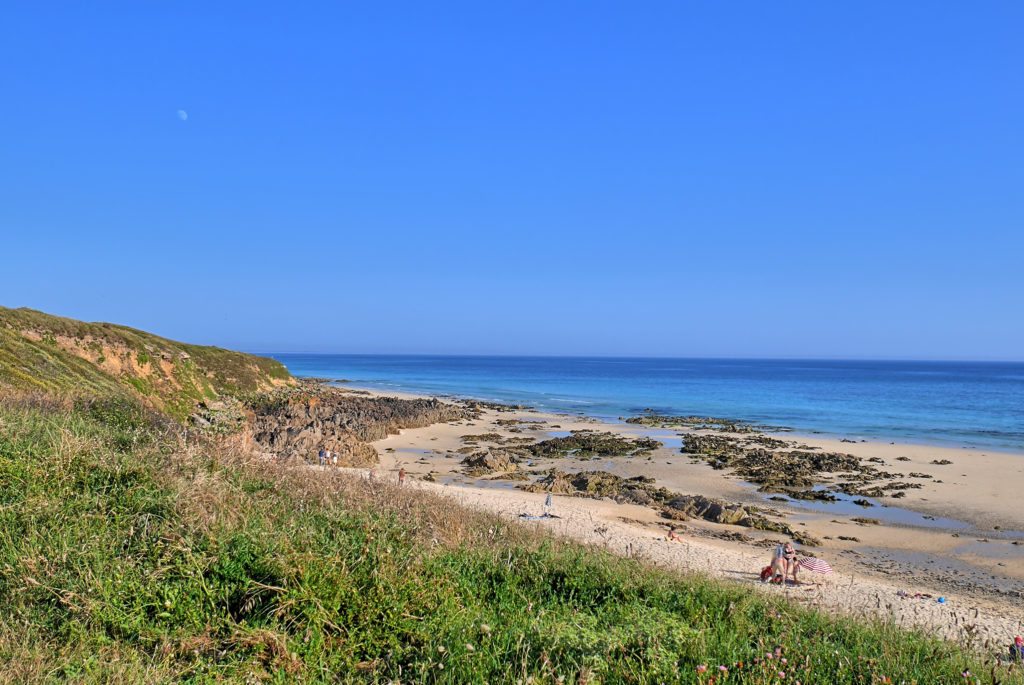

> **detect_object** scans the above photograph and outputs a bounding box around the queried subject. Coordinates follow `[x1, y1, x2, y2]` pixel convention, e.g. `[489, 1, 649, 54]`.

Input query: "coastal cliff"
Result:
[0, 306, 469, 467]
[0, 306, 291, 420]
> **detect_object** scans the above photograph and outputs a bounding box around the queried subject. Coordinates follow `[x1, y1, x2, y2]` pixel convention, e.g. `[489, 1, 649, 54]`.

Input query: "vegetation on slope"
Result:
[1, 392, 1016, 684]
[0, 307, 290, 420]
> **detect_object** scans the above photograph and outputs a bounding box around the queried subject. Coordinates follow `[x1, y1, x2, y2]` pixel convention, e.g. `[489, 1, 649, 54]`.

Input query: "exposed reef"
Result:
[680, 433, 921, 499]
[523, 430, 662, 459]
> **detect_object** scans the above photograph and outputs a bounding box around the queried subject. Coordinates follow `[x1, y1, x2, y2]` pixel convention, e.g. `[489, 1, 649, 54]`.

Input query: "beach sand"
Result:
[332, 387, 1024, 646]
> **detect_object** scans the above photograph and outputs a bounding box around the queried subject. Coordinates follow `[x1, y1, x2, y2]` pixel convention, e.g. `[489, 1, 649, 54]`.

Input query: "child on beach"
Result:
[398, 468, 406, 487]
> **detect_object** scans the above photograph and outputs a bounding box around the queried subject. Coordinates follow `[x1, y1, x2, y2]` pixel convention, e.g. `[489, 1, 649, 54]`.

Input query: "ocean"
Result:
[263, 355, 1024, 452]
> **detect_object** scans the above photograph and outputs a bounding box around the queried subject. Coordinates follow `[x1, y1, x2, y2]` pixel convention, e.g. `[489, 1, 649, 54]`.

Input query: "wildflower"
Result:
[961, 671, 970, 678]
[696, 666, 708, 673]
[438, 646, 445, 653]
[480, 624, 491, 633]
[778, 672, 785, 678]
[465, 644, 474, 651]
[766, 653, 773, 660]
[719, 665, 728, 672]
[780, 658, 787, 664]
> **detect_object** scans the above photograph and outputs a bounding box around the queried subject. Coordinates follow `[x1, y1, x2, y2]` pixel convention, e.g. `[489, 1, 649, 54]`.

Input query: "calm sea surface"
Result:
[264, 355, 1024, 452]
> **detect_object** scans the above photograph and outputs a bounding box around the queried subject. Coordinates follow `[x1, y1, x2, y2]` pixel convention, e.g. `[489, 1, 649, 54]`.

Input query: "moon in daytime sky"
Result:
[177, 109, 188, 121]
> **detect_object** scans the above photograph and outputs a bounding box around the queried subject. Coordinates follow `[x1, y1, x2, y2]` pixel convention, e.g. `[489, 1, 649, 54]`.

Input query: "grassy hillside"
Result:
[0, 307, 291, 420]
[0, 392, 1015, 684]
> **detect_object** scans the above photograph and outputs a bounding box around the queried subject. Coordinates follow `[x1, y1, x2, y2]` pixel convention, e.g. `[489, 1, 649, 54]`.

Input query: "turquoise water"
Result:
[265, 355, 1024, 452]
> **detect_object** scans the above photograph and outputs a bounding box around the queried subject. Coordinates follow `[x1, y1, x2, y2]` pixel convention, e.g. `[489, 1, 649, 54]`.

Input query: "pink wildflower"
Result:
[696, 666, 708, 674]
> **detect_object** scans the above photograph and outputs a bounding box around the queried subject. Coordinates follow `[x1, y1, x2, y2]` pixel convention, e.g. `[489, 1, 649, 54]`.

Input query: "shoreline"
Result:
[328, 379, 1024, 456]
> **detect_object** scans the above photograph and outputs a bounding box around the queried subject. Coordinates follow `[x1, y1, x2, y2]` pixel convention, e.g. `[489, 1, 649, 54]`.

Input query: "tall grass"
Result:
[0, 392, 1019, 683]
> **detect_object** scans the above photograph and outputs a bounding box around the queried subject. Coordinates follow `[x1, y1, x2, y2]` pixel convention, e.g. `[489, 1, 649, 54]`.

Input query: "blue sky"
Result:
[2, 2, 1022, 359]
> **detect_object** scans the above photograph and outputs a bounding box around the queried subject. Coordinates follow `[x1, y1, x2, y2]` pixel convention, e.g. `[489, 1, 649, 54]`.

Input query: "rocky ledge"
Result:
[242, 383, 471, 467]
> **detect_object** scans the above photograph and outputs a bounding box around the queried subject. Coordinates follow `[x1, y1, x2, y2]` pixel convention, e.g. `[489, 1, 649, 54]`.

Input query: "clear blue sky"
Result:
[2, 2, 1022, 359]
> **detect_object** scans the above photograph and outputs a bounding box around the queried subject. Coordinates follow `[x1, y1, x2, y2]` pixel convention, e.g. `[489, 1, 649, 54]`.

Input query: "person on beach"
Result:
[318, 449, 325, 467]
[771, 541, 799, 584]
[331, 452, 338, 467]
[667, 526, 682, 542]
[398, 467, 406, 487]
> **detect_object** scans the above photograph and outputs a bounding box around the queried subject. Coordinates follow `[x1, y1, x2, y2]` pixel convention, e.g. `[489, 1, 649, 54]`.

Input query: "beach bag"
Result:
[760, 566, 772, 581]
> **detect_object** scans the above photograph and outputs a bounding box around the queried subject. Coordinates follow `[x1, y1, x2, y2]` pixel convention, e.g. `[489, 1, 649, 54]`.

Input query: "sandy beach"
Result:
[335, 387, 1024, 647]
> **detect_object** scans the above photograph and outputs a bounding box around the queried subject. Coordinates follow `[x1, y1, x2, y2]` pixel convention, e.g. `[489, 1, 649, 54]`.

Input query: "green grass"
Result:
[0, 393, 1018, 684]
[0, 306, 291, 421]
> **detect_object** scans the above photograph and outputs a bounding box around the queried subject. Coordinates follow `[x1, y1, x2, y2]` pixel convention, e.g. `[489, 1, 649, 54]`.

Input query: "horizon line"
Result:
[251, 351, 1024, 364]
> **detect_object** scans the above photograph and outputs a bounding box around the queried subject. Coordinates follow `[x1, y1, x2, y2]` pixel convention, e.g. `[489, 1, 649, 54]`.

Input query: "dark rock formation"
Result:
[524, 430, 662, 459]
[247, 384, 470, 467]
[627, 412, 761, 433]
[681, 433, 919, 499]
[662, 495, 819, 545]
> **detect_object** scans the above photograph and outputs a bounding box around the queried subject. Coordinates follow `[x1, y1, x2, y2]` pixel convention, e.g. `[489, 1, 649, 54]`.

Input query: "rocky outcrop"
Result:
[248, 384, 470, 467]
[460, 448, 521, 475]
[627, 413, 758, 433]
[524, 431, 662, 459]
[681, 432, 919, 499]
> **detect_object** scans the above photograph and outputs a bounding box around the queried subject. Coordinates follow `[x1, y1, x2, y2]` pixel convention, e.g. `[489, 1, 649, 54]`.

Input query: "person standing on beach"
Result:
[398, 467, 406, 487]
[331, 452, 338, 467]
[318, 449, 325, 467]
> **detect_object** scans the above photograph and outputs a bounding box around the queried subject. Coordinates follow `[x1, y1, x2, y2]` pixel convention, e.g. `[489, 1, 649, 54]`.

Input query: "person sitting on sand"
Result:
[771, 541, 799, 584]
[667, 527, 682, 542]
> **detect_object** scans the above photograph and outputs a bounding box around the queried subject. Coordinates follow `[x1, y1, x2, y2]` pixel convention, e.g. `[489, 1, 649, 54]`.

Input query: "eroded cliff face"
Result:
[245, 385, 471, 467]
[0, 306, 292, 421]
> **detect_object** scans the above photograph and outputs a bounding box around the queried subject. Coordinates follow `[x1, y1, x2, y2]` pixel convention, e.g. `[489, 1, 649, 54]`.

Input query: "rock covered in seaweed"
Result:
[524, 430, 662, 459]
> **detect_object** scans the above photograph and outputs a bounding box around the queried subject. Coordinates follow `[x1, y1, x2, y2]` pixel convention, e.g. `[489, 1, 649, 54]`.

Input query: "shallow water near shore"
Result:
[753, 485, 970, 529]
[268, 354, 1024, 452]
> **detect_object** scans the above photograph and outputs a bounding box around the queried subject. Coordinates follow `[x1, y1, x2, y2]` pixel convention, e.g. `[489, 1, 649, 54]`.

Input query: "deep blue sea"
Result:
[264, 355, 1024, 452]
